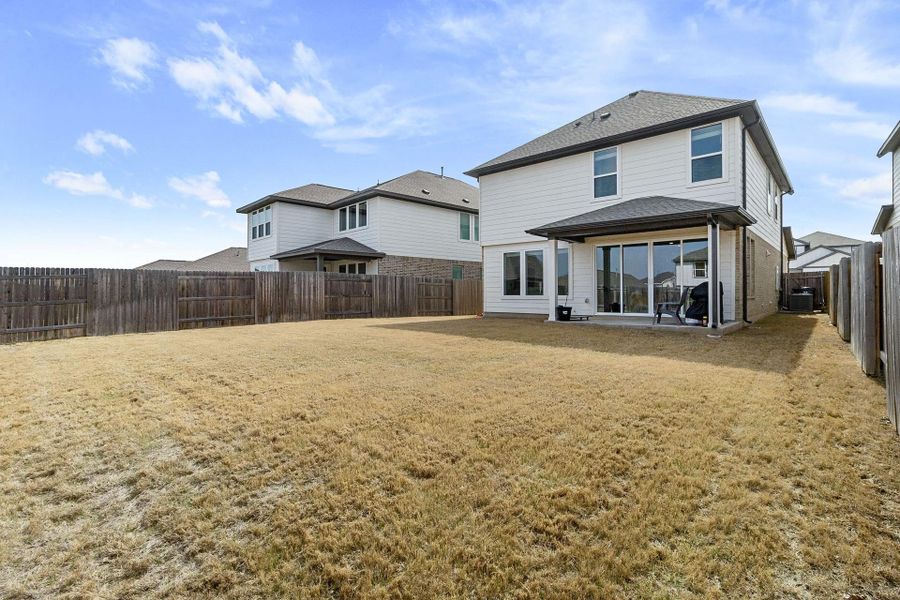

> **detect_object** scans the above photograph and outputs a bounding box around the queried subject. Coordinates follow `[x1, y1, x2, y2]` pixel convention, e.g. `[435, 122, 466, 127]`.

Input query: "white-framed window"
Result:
[250, 205, 272, 240]
[690, 123, 724, 183]
[338, 201, 368, 232]
[693, 261, 707, 278]
[459, 213, 480, 241]
[502, 249, 544, 296]
[767, 175, 774, 215]
[338, 262, 367, 274]
[557, 246, 570, 296]
[252, 262, 276, 272]
[593, 147, 618, 198]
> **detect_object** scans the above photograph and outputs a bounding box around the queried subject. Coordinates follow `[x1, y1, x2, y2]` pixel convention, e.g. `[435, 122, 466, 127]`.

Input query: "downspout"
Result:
[778, 192, 784, 310]
[741, 112, 760, 324]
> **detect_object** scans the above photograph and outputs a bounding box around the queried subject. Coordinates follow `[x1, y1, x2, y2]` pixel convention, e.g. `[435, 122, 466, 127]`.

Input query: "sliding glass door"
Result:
[596, 243, 649, 314]
[598, 237, 709, 316]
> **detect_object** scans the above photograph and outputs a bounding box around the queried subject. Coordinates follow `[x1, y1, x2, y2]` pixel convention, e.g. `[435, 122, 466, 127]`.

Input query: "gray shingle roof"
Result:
[336, 170, 479, 211]
[797, 231, 865, 248]
[136, 247, 249, 271]
[270, 237, 385, 260]
[467, 91, 749, 176]
[236, 183, 353, 213]
[526, 196, 755, 240]
[189, 247, 249, 271]
[237, 171, 478, 214]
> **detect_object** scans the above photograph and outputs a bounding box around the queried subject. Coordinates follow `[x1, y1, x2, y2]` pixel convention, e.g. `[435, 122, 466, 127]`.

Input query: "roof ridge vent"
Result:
[628, 91, 639, 97]
[599, 111, 611, 120]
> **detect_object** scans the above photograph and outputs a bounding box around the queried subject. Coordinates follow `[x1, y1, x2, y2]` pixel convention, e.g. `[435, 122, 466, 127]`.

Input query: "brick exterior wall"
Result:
[378, 255, 482, 279]
[733, 231, 780, 322]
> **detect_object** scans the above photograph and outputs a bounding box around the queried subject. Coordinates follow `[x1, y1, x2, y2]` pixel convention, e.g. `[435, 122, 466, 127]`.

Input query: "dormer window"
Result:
[339, 201, 368, 232]
[250, 206, 271, 240]
[593, 147, 618, 199]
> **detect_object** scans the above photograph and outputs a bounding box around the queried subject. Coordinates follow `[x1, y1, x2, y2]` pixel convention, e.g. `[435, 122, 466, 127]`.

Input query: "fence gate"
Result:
[177, 272, 256, 329]
[325, 275, 373, 318]
[0, 267, 88, 343]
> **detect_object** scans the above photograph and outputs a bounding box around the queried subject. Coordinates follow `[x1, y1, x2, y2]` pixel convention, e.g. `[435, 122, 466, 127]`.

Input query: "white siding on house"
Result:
[890, 152, 900, 230]
[744, 135, 782, 249]
[246, 204, 277, 262]
[276, 203, 333, 254]
[479, 117, 743, 247]
[377, 198, 481, 262]
[332, 197, 381, 249]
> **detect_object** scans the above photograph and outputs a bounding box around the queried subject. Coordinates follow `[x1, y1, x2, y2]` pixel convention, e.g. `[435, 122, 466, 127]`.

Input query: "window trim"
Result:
[459, 212, 480, 242]
[249, 205, 273, 241]
[557, 245, 571, 298]
[687, 121, 727, 187]
[693, 261, 707, 278]
[501, 248, 546, 298]
[592, 146, 621, 201]
[338, 200, 369, 233]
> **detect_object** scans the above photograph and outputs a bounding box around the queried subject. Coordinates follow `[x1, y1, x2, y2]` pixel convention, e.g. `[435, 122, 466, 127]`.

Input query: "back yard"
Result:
[0, 314, 897, 599]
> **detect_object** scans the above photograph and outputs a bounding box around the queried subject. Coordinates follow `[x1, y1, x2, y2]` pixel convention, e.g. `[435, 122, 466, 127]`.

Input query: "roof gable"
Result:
[877, 120, 900, 157]
[797, 231, 865, 248]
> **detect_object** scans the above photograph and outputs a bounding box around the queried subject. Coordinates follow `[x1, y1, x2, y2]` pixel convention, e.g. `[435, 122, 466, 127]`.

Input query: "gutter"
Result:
[741, 113, 760, 324]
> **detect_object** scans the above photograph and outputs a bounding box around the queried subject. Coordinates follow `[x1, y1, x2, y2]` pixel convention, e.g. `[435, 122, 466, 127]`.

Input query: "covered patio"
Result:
[270, 237, 385, 273]
[526, 196, 755, 332]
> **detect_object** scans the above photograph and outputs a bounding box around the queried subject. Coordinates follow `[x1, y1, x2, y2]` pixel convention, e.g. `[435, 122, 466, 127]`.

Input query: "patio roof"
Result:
[525, 196, 755, 242]
[270, 237, 386, 261]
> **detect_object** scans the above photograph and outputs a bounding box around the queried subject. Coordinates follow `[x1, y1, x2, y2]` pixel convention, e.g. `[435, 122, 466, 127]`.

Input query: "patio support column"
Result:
[708, 217, 720, 328]
[548, 237, 558, 321]
[316, 254, 325, 272]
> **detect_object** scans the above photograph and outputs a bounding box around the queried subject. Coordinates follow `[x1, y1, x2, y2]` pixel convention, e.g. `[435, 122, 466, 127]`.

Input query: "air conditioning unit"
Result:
[788, 292, 814, 312]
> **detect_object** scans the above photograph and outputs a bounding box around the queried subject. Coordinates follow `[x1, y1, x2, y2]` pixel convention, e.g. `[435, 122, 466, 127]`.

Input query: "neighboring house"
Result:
[788, 231, 864, 273]
[465, 90, 793, 326]
[137, 247, 249, 271]
[872, 121, 900, 236]
[236, 170, 481, 279]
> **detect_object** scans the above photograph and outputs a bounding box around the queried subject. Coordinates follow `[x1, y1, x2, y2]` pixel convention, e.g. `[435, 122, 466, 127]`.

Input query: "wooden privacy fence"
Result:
[849, 242, 881, 376]
[836, 257, 852, 342]
[0, 268, 483, 344]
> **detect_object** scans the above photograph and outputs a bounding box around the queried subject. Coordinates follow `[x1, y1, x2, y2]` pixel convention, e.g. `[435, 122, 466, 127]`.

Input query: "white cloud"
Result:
[168, 171, 230, 208]
[43, 170, 152, 208]
[820, 171, 892, 207]
[826, 120, 895, 141]
[201, 210, 245, 233]
[76, 130, 134, 155]
[99, 37, 158, 89]
[292, 41, 323, 78]
[168, 22, 333, 126]
[762, 93, 864, 117]
[815, 43, 900, 88]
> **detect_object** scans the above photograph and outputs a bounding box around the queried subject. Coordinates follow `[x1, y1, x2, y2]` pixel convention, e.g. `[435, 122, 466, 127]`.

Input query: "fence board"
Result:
[828, 264, 839, 326]
[452, 279, 483, 315]
[850, 242, 880, 376]
[883, 228, 900, 435]
[836, 257, 852, 342]
[177, 271, 255, 329]
[0, 267, 87, 343]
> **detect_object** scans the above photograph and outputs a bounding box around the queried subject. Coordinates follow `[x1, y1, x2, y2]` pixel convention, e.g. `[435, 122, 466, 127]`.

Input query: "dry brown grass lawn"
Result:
[0, 314, 898, 599]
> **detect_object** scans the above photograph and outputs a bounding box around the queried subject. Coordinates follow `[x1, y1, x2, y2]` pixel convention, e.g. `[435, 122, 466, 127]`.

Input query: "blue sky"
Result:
[1, 0, 898, 267]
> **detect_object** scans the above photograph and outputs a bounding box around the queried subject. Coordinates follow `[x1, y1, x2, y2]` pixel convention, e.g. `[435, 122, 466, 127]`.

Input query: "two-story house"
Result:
[465, 91, 794, 328]
[872, 121, 900, 236]
[236, 170, 481, 278]
[789, 231, 864, 273]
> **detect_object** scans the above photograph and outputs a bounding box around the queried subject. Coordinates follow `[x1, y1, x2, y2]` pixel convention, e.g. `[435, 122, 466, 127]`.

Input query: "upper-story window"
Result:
[250, 206, 271, 240]
[690, 123, 723, 183]
[339, 201, 367, 232]
[593, 147, 618, 198]
[460, 213, 480, 241]
[767, 175, 774, 215]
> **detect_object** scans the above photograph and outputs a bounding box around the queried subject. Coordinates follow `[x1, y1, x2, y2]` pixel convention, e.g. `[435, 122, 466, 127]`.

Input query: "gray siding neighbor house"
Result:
[236, 170, 482, 279]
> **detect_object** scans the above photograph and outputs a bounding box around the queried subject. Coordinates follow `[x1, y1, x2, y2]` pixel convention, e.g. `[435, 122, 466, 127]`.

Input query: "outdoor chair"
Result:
[655, 287, 690, 324]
